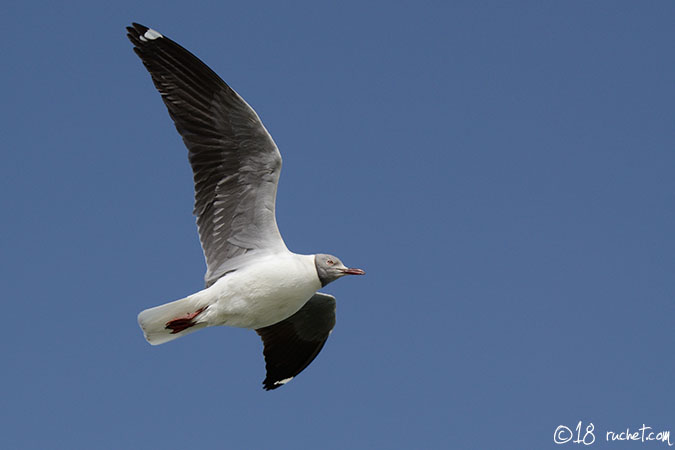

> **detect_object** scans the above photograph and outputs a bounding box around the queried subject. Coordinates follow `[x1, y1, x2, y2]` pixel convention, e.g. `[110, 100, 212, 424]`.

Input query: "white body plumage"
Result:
[199, 253, 321, 328]
[137, 253, 321, 345]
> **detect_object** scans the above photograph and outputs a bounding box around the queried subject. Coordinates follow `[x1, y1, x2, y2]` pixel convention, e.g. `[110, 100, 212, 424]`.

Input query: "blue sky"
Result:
[2, 1, 674, 449]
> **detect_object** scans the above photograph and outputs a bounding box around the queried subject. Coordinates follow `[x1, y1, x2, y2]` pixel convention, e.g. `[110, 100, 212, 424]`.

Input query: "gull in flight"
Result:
[126, 23, 364, 390]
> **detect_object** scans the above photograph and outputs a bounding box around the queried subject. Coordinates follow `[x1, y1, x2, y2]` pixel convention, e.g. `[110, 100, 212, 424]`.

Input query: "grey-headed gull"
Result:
[126, 23, 364, 390]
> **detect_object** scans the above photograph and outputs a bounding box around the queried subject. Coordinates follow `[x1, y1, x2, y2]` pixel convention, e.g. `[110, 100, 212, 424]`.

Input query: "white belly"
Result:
[196, 253, 321, 329]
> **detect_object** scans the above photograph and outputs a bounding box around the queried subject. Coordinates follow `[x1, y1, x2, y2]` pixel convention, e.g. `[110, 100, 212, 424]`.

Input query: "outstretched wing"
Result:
[256, 293, 337, 390]
[126, 23, 287, 286]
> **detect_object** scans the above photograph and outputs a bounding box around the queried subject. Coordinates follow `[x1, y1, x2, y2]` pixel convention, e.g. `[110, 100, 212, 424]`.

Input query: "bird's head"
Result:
[314, 254, 365, 287]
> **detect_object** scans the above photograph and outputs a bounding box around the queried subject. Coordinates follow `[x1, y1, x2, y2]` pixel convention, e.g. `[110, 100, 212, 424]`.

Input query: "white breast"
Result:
[196, 253, 321, 329]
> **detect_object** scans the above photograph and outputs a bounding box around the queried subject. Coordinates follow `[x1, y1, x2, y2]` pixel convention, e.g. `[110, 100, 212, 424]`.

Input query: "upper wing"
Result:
[255, 293, 337, 390]
[126, 23, 287, 286]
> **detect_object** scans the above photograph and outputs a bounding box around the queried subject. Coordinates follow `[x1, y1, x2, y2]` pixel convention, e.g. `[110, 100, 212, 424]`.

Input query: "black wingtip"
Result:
[126, 23, 162, 47]
[130, 22, 149, 33]
[262, 377, 293, 391]
[126, 23, 146, 39]
[263, 377, 278, 391]
[126, 23, 144, 46]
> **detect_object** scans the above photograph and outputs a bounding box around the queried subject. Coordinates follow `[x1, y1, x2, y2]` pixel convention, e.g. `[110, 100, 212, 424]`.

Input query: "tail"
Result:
[137, 295, 209, 345]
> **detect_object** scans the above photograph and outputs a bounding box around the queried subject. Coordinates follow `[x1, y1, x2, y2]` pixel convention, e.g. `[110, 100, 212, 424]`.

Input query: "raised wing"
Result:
[126, 23, 287, 286]
[255, 293, 337, 390]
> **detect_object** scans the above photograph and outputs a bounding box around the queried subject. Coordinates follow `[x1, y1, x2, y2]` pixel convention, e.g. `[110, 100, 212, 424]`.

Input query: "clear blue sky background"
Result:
[2, 1, 673, 449]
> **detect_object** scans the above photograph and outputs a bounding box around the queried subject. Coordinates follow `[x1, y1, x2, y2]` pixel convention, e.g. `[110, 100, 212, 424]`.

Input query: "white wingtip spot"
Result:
[274, 377, 294, 386]
[139, 28, 163, 42]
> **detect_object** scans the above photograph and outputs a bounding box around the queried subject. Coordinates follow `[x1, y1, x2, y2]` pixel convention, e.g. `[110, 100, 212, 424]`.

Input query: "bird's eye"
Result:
[327, 260, 334, 265]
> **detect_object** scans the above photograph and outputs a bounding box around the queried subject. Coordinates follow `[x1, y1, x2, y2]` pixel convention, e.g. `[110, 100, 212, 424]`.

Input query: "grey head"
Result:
[314, 254, 365, 287]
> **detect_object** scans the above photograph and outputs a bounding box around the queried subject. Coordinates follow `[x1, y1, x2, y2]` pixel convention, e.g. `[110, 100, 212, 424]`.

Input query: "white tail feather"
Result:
[137, 295, 208, 345]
